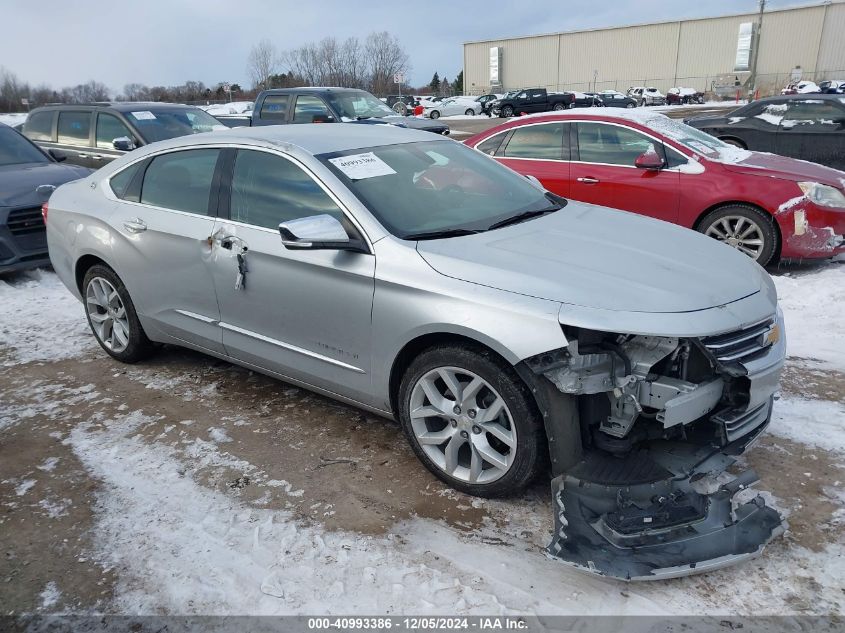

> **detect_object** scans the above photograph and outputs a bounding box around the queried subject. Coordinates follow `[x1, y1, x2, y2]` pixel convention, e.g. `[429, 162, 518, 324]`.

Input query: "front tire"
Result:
[464, 108, 475, 116]
[397, 344, 545, 497]
[501, 105, 514, 117]
[83, 264, 154, 363]
[698, 205, 778, 266]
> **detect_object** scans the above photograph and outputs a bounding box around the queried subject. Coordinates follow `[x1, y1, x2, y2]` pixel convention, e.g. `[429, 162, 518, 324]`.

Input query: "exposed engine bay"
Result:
[519, 317, 786, 581]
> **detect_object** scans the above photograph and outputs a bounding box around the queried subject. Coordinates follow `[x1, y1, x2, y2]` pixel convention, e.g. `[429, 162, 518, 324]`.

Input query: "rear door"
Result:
[108, 147, 225, 353]
[255, 94, 291, 126]
[777, 99, 845, 170]
[493, 121, 571, 197]
[570, 121, 679, 223]
[51, 109, 96, 167]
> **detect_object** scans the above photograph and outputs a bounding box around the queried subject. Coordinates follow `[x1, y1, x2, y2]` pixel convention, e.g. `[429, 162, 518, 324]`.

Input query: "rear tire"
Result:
[698, 204, 778, 266]
[553, 102, 565, 111]
[429, 110, 440, 119]
[626, 102, 635, 108]
[82, 264, 154, 363]
[397, 344, 546, 498]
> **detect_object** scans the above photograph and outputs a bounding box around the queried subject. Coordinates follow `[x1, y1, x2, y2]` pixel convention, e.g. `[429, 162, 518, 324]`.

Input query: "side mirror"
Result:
[113, 136, 136, 152]
[635, 149, 665, 170]
[278, 214, 368, 253]
[524, 174, 543, 189]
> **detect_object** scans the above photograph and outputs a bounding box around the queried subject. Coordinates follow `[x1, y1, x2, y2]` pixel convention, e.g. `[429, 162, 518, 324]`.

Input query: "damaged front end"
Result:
[519, 311, 787, 581]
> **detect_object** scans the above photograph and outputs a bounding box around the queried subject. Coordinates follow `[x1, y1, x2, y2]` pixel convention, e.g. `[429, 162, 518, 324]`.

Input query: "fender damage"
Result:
[517, 309, 787, 581]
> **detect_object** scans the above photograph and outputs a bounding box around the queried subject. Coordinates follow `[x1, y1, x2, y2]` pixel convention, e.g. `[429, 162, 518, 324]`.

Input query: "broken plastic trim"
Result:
[545, 400, 785, 581]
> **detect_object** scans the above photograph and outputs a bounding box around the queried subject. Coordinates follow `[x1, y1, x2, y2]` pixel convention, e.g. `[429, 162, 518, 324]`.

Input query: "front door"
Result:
[570, 121, 679, 223]
[208, 148, 375, 402]
[109, 147, 225, 353]
[93, 112, 136, 166]
[494, 121, 571, 197]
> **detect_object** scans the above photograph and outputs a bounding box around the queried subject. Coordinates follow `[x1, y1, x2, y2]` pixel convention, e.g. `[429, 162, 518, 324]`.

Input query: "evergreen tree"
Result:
[429, 72, 440, 93]
[453, 71, 464, 95]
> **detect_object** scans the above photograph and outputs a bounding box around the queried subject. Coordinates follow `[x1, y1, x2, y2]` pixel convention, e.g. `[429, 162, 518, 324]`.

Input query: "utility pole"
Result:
[748, 0, 766, 100]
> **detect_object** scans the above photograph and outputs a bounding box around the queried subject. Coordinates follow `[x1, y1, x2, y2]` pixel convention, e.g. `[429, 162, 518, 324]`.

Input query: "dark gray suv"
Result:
[22, 103, 225, 169]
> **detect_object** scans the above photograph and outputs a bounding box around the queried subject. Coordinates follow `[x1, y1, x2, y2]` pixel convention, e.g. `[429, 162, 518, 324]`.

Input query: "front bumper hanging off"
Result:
[545, 400, 785, 581]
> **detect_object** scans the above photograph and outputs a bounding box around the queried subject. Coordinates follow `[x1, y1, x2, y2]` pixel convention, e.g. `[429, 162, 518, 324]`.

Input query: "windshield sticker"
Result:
[130, 111, 157, 121]
[329, 152, 396, 180]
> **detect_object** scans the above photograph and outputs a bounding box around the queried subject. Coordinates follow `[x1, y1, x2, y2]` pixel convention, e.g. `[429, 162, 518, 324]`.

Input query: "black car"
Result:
[0, 124, 91, 274]
[385, 95, 418, 115]
[596, 91, 637, 108]
[251, 88, 449, 135]
[573, 92, 604, 108]
[491, 88, 573, 117]
[22, 102, 225, 168]
[686, 94, 845, 170]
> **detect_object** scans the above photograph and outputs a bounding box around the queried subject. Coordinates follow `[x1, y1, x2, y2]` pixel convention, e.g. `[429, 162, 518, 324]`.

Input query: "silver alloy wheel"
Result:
[86, 277, 130, 353]
[704, 215, 766, 260]
[409, 366, 516, 484]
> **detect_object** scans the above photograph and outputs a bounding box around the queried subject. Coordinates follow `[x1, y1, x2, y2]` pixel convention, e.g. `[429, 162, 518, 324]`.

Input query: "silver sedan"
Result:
[46, 124, 787, 579]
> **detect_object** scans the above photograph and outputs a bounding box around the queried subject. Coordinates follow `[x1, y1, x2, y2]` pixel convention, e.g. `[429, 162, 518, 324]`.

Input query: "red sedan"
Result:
[464, 110, 845, 265]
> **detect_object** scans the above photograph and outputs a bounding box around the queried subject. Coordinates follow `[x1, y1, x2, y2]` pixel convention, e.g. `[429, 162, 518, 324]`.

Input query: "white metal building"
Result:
[463, 1, 845, 96]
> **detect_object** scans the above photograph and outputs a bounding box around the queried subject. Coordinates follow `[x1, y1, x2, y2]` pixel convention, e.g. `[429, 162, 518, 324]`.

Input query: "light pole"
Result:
[748, 0, 766, 99]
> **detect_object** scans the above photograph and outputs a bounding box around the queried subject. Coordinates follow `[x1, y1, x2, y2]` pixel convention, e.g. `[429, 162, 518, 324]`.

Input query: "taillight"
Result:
[41, 202, 49, 224]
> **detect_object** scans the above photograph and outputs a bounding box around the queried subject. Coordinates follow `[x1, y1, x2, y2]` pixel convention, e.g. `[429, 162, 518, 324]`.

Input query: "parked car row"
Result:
[465, 108, 844, 265]
[781, 79, 845, 95]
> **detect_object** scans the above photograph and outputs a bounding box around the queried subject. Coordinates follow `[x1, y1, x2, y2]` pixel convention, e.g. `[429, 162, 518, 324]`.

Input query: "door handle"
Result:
[123, 218, 147, 233]
[90, 154, 104, 161]
[78, 153, 89, 159]
[576, 177, 600, 184]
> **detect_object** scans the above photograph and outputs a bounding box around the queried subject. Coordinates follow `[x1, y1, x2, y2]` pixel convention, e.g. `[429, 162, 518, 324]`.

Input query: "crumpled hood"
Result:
[416, 201, 770, 314]
[0, 162, 91, 207]
[721, 151, 845, 186]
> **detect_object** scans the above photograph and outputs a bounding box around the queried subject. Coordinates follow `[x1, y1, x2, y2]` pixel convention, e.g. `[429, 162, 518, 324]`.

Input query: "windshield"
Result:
[319, 140, 560, 239]
[0, 126, 49, 166]
[644, 115, 733, 159]
[324, 91, 397, 120]
[125, 108, 225, 143]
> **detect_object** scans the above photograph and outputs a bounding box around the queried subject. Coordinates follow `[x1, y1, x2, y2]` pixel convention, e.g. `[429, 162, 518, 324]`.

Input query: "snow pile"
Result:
[769, 397, 845, 453]
[66, 411, 669, 615]
[773, 264, 845, 371]
[0, 269, 94, 364]
[0, 112, 27, 127]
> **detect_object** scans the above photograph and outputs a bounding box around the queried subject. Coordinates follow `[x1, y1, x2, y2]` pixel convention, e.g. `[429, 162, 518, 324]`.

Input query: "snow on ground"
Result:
[0, 269, 95, 365]
[770, 397, 845, 452]
[773, 264, 845, 372]
[0, 112, 27, 127]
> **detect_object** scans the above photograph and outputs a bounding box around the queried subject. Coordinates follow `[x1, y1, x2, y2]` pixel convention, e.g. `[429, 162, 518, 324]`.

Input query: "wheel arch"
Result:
[692, 200, 783, 258]
[74, 253, 115, 295]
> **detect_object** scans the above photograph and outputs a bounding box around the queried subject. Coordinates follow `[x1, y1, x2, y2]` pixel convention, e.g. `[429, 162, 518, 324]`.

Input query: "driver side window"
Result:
[229, 150, 344, 230]
[96, 113, 133, 149]
[576, 122, 655, 166]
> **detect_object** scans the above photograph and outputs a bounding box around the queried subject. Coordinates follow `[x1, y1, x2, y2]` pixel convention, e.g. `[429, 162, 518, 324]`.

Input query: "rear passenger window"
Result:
[230, 149, 344, 229]
[24, 110, 54, 141]
[502, 123, 565, 160]
[475, 132, 507, 156]
[109, 161, 144, 201]
[57, 111, 91, 145]
[260, 95, 290, 120]
[140, 149, 220, 215]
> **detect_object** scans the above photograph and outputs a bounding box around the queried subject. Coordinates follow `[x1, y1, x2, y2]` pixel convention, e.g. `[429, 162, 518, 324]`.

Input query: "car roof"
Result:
[260, 87, 365, 95]
[30, 102, 201, 112]
[131, 123, 446, 157]
[757, 93, 841, 101]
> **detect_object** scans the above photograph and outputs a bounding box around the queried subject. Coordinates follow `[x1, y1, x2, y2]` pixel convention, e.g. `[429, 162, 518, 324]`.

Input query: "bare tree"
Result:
[247, 39, 279, 89]
[364, 31, 410, 96]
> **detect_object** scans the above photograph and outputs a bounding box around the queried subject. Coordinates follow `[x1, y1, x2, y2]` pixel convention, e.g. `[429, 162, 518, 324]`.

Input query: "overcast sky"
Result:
[3, 0, 798, 93]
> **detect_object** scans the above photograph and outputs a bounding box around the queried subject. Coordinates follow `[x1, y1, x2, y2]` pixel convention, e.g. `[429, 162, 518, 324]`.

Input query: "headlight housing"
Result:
[797, 182, 845, 209]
